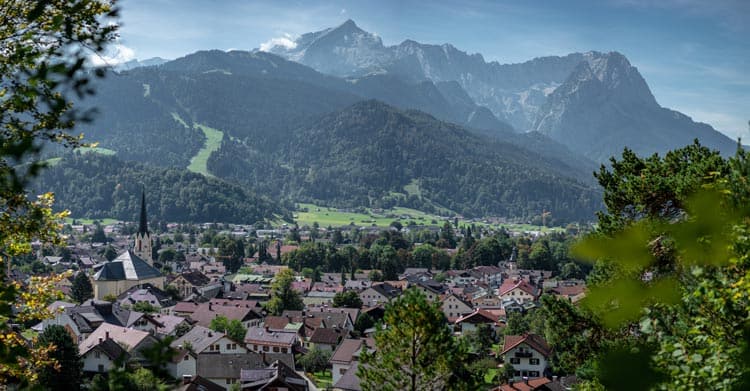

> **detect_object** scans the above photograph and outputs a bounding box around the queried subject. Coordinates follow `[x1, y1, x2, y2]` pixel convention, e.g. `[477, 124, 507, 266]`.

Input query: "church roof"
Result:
[94, 250, 162, 281]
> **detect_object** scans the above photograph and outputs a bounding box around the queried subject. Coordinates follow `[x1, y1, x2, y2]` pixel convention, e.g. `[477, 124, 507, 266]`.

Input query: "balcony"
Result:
[515, 351, 533, 358]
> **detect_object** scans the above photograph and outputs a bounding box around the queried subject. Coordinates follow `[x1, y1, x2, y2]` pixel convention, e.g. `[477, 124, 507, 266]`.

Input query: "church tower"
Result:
[134, 190, 154, 266]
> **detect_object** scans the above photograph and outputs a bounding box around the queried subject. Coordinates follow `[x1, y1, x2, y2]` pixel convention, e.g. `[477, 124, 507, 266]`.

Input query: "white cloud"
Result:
[259, 34, 297, 52]
[89, 43, 136, 66]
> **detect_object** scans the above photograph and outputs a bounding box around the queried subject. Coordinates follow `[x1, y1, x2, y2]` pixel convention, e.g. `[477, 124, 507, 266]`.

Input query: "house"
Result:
[169, 270, 212, 299]
[196, 352, 294, 390]
[152, 313, 191, 337]
[499, 334, 552, 381]
[79, 337, 130, 374]
[171, 325, 247, 355]
[410, 280, 446, 302]
[244, 327, 298, 355]
[92, 250, 165, 300]
[547, 282, 586, 304]
[168, 348, 198, 380]
[79, 324, 158, 372]
[240, 360, 308, 391]
[441, 293, 474, 322]
[307, 327, 345, 351]
[330, 338, 375, 385]
[174, 375, 224, 391]
[498, 279, 539, 307]
[188, 301, 263, 329]
[359, 282, 401, 307]
[283, 309, 355, 332]
[117, 283, 174, 310]
[471, 265, 505, 288]
[332, 361, 362, 391]
[455, 308, 502, 335]
[491, 377, 552, 391]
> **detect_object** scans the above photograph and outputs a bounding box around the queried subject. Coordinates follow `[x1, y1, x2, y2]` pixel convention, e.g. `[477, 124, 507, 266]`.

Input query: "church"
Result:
[93, 191, 165, 300]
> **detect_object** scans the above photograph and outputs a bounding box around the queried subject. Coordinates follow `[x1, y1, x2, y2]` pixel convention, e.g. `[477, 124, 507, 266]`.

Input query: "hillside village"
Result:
[15, 194, 586, 390]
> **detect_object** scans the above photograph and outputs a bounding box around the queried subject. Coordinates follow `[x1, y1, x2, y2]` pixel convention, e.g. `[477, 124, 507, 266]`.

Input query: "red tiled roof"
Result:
[500, 334, 552, 357]
[455, 308, 498, 324]
[491, 377, 551, 391]
[499, 280, 537, 297]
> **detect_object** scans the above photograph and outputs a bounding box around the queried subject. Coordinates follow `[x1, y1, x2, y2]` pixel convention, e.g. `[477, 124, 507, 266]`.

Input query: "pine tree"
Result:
[37, 325, 83, 390]
[358, 289, 479, 390]
[71, 272, 93, 304]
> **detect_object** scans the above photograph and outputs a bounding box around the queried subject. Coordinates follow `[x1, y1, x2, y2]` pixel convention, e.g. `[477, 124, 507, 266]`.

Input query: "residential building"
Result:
[499, 334, 552, 381]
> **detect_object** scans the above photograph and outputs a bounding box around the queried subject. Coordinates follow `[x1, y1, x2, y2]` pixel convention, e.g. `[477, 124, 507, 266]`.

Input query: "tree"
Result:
[265, 269, 304, 315]
[559, 261, 583, 280]
[504, 311, 530, 336]
[358, 288, 478, 390]
[103, 245, 118, 261]
[209, 315, 247, 343]
[1, 1, 116, 382]
[131, 301, 158, 314]
[174, 322, 192, 338]
[37, 325, 83, 390]
[333, 290, 363, 308]
[218, 236, 244, 273]
[70, 272, 93, 303]
[572, 143, 750, 390]
[298, 346, 331, 373]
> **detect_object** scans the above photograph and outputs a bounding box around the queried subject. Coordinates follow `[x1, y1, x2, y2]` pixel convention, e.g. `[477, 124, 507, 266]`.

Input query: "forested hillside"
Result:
[210, 101, 602, 221]
[32, 154, 289, 223]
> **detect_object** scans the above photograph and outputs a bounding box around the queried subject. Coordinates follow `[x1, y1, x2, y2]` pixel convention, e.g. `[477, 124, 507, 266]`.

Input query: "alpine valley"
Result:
[36, 20, 741, 224]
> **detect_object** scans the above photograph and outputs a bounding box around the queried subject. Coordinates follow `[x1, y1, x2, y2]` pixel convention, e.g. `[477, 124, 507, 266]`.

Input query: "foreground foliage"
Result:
[574, 142, 750, 390]
[0, 0, 116, 384]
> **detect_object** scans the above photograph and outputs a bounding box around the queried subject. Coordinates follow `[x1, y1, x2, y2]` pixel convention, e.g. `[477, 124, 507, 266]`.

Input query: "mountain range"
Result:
[41, 19, 738, 224]
[267, 20, 739, 162]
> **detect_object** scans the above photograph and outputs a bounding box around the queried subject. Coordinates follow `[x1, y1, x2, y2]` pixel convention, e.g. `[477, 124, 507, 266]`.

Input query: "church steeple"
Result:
[138, 189, 149, 235]
[134, 189, 153, 266]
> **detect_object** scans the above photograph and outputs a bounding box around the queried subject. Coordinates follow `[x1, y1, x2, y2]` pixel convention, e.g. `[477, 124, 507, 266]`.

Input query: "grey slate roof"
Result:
[94, 250, 162, 281]
[94, 338, 131, 361]
[333, 361, 362, 391]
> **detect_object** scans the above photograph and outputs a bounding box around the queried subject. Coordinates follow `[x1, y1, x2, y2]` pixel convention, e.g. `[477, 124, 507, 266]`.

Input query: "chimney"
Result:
[98, 337, 103, 344]
[208, 303, 213, 311]
[523, 377, 529, 385]
[105, 331, 110, 340]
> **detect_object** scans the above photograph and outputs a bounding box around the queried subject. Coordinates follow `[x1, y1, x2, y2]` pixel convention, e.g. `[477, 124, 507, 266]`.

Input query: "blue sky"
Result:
[112, 0, 749, 139]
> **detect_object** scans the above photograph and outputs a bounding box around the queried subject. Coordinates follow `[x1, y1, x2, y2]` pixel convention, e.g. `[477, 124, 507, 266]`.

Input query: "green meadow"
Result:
[187, 123, 224, 177]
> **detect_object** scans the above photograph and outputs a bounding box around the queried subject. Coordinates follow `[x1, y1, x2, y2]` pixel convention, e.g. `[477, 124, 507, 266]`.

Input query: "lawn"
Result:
[308, 370, 332, 388]
[294, 203, 407, 228]
[293, 202, 563, 234]
[78, 146, 117, 156]
[64, 217, 119, 225]
[187, 123, 224, 177]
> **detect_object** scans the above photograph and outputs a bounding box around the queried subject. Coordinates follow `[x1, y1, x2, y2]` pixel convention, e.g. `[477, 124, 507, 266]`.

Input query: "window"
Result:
[514, 371, 521, 377]
[94, 351, 100, 359]
[263, 346, 269, 352]
[530, 358, 540, 365]
[226, 343, 231, 350]
[273, 346, 279, 352]
[529, 371, 540, 377]
[98, 364, 104, 373]
[281, 347, 287, 353]
[510, 358, 520, 364]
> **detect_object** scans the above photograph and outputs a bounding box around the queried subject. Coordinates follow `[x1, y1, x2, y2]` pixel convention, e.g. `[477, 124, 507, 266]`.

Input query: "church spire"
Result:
[138, 189, 148, 235]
